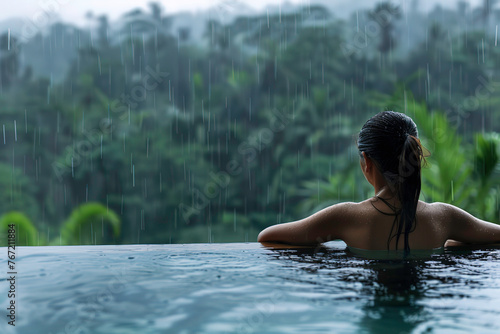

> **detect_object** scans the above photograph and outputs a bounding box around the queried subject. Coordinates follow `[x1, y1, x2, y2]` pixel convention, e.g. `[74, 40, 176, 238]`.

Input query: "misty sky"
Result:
[0, 0, 485, 26]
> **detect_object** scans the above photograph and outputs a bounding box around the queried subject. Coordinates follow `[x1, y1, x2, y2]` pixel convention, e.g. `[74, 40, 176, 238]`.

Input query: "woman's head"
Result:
[357, 111, 426, 253]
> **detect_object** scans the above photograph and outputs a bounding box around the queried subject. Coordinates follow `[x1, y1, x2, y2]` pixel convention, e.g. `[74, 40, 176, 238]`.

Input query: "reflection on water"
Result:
[265, 247, 428, 333]
[265, 245, 500, 334]
[2, 243, 500, 334]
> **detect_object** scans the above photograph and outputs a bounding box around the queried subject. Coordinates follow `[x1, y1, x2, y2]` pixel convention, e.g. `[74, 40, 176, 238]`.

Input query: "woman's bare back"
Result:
[340, 199, 448, 250]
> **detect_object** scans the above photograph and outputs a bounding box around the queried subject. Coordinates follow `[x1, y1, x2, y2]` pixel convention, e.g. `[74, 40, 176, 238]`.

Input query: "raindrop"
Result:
[322, 62, 324, 84]
[451, 180, 454, 202]
[202, 99, 205, 124]
[496, 25, 498, 46]
[317, 179, 320, 202]
[351, 80, 354, 107]
[448, 31, 453, 59]
[142, 33, 146, 55]
[248, 169, 251, 190]
[267, 184, 270, 205]
[482, 39, 485, 63]
[274, 56, 277, 79]
[130, 26, 135, 65]
[356, 11, 359, 32]
[248, 98, 252, 120]
[32, 128, 36, 158]
[141, 209, 145, 230]
[283, 192, 286, 215]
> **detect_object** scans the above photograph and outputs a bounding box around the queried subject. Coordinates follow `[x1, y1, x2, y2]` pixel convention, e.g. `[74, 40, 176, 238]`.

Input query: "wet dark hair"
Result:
[357, 111, 426, 254]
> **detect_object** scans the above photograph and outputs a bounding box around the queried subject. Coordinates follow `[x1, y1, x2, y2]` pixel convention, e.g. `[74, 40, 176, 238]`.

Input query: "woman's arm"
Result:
[257, 202, 354, 245]
[442, 203, 500, 245]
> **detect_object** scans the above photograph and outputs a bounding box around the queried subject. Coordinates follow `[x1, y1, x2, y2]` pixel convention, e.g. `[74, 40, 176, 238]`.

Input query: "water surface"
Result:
[2, 242, 500, 333]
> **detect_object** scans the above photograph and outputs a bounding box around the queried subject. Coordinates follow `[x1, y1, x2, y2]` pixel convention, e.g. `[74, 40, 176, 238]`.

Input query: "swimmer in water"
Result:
[258, 111, 500, 253]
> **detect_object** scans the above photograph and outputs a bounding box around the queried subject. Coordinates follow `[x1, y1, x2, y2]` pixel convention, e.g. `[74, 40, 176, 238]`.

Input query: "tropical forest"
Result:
[1, 1, 500, 246]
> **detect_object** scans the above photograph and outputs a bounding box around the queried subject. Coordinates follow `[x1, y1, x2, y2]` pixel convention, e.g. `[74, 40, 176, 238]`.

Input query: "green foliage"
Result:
[472, 133, 500, 219]
[175, 211, 260, 243]
[299, 159, 372, 214]
[0, 2, 499, 244]
[0, 212, 39, 246]
[411, 100, 473, 206]
[0, 163, 39, 219]
[60, 203, 121, 245]
[474, 133, 499, 184]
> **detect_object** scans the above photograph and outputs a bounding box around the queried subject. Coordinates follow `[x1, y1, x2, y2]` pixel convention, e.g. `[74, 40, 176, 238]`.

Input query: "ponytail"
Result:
[392, 135, 424, 254]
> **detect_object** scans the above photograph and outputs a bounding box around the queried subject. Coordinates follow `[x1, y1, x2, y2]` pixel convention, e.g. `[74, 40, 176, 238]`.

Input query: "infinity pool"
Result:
[2, 241, 500, 333]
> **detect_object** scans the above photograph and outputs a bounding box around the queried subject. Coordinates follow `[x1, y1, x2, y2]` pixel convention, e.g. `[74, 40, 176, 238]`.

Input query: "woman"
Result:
[258, 111, 500, 253]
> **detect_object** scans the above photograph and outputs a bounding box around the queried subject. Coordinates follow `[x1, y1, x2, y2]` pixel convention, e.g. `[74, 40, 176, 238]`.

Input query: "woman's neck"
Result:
[374, 186, 396, 199]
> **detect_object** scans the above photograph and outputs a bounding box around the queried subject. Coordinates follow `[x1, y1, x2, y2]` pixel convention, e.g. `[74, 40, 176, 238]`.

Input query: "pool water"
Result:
[2, 241, 500, 333]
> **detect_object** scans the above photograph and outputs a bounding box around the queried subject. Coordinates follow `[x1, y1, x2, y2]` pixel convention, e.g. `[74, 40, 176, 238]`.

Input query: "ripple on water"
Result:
[10, 243, 500, 334]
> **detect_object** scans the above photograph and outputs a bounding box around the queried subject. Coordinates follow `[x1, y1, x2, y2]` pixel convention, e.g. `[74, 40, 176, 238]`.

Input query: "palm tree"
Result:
[0, 212, 38, 246]
[60, 203, 121, 245]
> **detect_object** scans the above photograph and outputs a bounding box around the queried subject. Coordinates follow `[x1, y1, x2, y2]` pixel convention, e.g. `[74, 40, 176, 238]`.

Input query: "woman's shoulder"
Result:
[416, 201, 458, 218]
[331, 200, 372, 215]
[330, 199, 459, 224]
